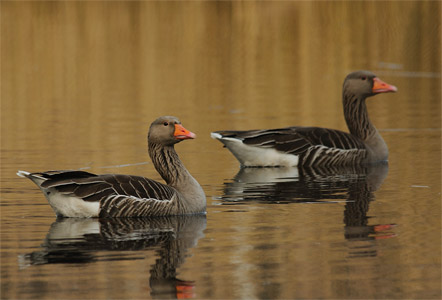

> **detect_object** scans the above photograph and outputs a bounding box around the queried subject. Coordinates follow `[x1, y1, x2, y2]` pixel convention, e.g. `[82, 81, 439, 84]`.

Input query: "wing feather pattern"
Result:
[99, 195, 176, 218]
[214, 126, 368, 166]
[30, 170, 178, 216]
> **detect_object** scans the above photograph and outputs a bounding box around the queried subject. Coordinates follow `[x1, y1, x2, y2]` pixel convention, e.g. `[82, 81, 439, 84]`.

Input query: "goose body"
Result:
[18, 116, 206, 218]
[211, 71, 397, 167]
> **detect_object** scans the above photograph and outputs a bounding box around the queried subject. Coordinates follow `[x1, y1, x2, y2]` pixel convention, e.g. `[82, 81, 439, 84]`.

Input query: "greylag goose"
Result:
[17, 116, 206, 218]
[211, 70, 397, 167]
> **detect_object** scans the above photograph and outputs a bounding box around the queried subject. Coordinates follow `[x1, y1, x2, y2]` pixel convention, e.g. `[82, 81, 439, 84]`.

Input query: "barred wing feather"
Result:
[214, 127, 368, 166]
[223, 127, 366, 154]
[33, 170, 176, 205]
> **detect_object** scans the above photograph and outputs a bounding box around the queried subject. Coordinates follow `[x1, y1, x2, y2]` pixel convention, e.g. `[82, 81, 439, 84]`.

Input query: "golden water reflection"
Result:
[19, 216, 206, 299]
[1, 1, 440, 299]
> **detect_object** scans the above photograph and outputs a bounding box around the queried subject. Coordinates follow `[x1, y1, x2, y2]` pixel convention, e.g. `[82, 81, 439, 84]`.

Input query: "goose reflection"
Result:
[219, 163, 395, 256]
[19, 215, 206, 298]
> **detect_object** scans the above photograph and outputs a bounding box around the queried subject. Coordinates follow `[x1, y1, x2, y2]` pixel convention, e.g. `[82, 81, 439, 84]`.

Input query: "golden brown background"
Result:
[1, 1, 440, 299]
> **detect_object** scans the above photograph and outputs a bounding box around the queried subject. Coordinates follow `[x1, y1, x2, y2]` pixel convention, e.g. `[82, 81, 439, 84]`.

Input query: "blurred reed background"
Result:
[2, 1, 440, 158]
[1, 1, 440, 299]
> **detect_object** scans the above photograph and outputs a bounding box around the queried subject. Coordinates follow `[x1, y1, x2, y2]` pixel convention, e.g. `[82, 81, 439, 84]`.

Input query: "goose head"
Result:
[148, 116, 196, 146]
[343, 70, 397, 99]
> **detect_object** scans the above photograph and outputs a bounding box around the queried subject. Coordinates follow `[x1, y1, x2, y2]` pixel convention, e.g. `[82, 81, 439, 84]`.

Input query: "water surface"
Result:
[1, 1, 441, 299]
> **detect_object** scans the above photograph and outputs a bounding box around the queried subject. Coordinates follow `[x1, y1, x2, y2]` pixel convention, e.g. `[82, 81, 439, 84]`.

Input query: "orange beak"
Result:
[372, 77, 398, 94]
[174, 124, 196, 140]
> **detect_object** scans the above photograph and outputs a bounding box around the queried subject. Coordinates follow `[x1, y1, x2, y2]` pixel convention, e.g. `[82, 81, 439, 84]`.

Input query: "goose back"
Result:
[18, 116, 206, 218]
[25, 170, 183, 217]
[213, 126, 369, 166]
[211, 70, 397, 167]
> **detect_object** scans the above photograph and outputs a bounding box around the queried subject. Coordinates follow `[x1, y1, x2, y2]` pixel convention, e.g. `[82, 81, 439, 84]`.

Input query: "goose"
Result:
[211, 70, 397, 167]
[17, 116, 206, 218]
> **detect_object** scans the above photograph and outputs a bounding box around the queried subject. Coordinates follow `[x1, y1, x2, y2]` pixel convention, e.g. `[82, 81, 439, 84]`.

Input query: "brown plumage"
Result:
[211, 70, 397, 167]
[17, 116, 206, 218]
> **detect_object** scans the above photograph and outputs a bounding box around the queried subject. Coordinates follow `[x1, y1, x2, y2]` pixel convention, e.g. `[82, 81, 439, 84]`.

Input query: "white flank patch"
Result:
[46, 189, 100, 218]
[214, 136, 299, 167]
[18, 170, 99, 218]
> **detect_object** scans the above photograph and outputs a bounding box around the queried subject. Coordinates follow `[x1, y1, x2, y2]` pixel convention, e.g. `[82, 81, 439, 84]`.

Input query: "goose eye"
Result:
[163, 122, 169, 126]
[361, 76, 367, 80]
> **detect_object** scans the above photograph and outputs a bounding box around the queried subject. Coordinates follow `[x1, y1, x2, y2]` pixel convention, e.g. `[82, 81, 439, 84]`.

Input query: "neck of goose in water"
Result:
[148, 143, 188, 186]
[343, 93, 377, 141]
[148, 142, 206, 213]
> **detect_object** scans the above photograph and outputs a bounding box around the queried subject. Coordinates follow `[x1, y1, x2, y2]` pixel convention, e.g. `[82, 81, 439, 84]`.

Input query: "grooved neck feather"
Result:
[148, 141, 206, 214]
[148, 142, 187, 185]
[343, 91, 376, 141]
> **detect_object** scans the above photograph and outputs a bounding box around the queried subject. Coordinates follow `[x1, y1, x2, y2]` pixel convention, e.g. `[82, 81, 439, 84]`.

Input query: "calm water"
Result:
[1, 1, 441, 299]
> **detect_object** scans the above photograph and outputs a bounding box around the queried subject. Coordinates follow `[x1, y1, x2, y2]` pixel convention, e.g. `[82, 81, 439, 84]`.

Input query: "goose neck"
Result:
[148, 142, 206, 213]
[343, 93, 377, 141]
[148, 143, 187, 185]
